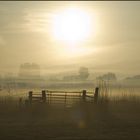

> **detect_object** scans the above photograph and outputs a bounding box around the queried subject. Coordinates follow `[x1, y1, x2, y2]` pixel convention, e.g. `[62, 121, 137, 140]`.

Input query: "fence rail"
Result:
[45, 90, 93, 94]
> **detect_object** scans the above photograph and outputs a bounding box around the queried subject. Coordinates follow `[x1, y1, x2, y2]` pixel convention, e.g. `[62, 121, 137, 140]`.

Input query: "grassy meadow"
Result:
[0, 84, 140, 140]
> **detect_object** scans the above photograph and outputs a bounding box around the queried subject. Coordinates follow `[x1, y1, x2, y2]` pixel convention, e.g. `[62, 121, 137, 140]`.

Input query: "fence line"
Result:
[26, 87, 99, 105]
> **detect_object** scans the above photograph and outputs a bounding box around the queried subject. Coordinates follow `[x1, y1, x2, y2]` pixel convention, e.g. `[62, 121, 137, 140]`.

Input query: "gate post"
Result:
[94, 87, 99, 103]
[42, 90, 46, 103]
[29, 91, 33, 104]
[82, 90, 86, 102]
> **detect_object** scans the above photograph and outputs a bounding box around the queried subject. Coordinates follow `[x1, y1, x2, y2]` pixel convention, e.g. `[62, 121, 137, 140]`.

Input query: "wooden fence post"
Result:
[82, 90, 86, 102]
[42, 90, 46, 103]
[94, 87, 99, 103]
[29, 91, 33, 104]
[19, 97, 22, 109]
[65, 93, 67, 105]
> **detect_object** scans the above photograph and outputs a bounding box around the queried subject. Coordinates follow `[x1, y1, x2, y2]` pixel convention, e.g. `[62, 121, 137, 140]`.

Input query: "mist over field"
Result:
[0, 1, 140, 77]
[0, 1, 140, 140]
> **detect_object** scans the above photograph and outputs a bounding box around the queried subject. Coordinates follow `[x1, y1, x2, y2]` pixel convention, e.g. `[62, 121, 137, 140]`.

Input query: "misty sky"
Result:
[0, 1, 140, 76]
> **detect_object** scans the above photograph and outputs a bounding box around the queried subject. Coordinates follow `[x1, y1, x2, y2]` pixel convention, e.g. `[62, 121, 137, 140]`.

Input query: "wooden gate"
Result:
[27, 87, 99, 106]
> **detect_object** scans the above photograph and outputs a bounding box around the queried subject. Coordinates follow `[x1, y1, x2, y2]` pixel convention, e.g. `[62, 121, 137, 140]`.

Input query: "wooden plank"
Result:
[46, 90, 82, 93]
[32, 94, 42, 96]
[47, 97, 81, 100]
[32, 96, 42, 98]
[47, 94, 81, 97]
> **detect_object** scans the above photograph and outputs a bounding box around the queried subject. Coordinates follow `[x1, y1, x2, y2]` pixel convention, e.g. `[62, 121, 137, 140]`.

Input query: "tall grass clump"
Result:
[96, 79, 110, 104]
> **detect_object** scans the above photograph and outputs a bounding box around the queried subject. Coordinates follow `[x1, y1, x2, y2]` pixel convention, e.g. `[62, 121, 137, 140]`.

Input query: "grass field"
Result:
[0, 86, 140, 140]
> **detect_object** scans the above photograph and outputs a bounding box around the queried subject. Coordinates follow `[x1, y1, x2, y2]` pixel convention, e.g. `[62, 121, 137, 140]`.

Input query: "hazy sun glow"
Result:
[52, 7, 94, 43]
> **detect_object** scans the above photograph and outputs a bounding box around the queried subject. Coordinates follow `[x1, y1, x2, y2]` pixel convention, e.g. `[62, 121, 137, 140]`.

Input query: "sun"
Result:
[52, 7, 93, 43]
